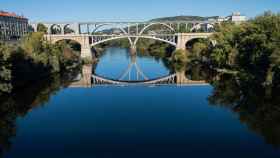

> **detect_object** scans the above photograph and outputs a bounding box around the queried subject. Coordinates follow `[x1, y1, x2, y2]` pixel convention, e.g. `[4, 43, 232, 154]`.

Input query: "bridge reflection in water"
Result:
[69, 64, 208, 88]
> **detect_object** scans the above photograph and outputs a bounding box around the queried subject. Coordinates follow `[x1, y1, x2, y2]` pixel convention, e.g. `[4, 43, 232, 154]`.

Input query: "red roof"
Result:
[0, 11, 27, 19]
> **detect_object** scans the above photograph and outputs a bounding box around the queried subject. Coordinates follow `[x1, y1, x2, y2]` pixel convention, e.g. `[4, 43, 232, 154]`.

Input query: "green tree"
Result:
[188, 40, 210, 62]
[197, 11, 280, 85]
[37, 23, 48, 33]
[171, 49, 188, 71]
[64, 27, 74, 34]
[0, 43, 12, 94]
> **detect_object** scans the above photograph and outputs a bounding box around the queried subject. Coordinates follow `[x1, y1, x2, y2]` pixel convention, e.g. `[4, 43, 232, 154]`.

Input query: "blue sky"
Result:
[1, 0, 279, 22]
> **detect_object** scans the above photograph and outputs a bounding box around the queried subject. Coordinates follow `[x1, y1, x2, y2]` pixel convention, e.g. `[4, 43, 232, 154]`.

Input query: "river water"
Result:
[1, 47, 280, 158]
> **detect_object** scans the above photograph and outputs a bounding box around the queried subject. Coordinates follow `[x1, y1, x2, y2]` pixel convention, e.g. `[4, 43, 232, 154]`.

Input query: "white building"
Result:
[218, 12, 247, 24]
[229, 12, 247, 23]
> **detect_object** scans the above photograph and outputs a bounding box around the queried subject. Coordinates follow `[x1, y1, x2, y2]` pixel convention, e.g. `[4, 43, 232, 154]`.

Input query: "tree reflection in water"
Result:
[208, 73, 280, 149]
[0, 69, 80, 157]
[1, 64, 280, 157]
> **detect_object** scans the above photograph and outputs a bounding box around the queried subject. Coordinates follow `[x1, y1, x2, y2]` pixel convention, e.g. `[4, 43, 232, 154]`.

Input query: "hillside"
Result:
[150, 15, 219, 22]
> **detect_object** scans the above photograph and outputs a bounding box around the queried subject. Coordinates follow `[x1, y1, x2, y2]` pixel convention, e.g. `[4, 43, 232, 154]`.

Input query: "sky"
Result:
[1, 0, 279, 22]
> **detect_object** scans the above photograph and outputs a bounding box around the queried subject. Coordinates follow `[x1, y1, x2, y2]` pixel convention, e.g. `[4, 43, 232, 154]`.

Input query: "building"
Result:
[0, 11, 28, 41]
[218, 12, 247, 24]
[229, 12, 247, 23]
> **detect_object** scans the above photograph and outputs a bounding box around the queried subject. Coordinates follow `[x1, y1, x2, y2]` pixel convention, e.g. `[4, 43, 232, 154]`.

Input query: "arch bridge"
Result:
[31, 21, 216, 58]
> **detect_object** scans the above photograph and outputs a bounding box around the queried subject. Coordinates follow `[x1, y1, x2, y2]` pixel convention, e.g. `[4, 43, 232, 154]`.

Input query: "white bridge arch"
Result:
[89, 22, 177, 48]
[36, 20, 216, 58]
[133, 22, 176, 46]
[45, 32, 213, 58]
[90, 34, 177, 47]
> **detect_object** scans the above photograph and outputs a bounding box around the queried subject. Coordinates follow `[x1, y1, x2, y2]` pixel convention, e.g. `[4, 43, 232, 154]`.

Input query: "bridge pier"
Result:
[176, 33, 213, 50]
[45, 34, 93, 59]
[79, 35, 92, 59]
[81, 45, 92, 59]
[176, 33, 187, 50]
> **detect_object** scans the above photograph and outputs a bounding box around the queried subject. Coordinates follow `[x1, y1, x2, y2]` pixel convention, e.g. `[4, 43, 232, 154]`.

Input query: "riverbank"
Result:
[182, 12, 280, 87]
[0, 32, 83, 95]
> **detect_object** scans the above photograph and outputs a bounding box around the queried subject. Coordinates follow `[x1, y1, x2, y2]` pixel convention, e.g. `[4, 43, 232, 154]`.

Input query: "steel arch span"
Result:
[134, 22, 176, 46]
[44, 33, 213, 58]
[90, 35, 177, 48]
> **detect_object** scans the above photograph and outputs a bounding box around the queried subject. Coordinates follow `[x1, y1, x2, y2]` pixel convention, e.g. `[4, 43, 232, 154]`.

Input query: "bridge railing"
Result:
[31, 20, 219, 36]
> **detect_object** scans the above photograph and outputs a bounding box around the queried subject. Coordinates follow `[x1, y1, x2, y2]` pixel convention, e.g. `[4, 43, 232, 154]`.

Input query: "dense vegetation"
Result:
[185, 12, 280, 87]
[0, 32, 81, 95]
[203, 12, 280, 147]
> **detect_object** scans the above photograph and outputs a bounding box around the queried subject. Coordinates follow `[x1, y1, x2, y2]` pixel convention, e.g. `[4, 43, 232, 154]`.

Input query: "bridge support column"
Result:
[80, 35, 92, 59]
[81, 46, 92, 59]
[74, 22, 81, 34]
[47, 27, 51, 34]
[176, 33, 187, 50]
[61, 26, 65, 35]
[176, 33, 213, 50]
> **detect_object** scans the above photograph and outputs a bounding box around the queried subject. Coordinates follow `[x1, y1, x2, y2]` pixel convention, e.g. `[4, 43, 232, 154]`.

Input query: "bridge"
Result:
[30, 21, 216, 58]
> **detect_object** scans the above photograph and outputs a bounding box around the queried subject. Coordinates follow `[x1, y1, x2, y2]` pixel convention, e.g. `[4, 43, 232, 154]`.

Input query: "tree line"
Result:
[181, 11, 280, 87]
[0, 32, 82, 95]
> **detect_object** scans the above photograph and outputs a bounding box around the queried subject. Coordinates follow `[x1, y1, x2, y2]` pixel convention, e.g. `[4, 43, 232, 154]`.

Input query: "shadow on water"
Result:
[0, 69, 80, 157]
[208, 73, 280, 149]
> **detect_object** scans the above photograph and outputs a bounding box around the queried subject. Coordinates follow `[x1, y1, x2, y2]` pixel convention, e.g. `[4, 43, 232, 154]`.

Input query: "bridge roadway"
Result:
[30, 20, 217, 35]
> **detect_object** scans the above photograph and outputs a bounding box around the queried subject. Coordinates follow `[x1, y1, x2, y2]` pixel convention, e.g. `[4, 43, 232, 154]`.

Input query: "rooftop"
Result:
[0, 10, 27, 19]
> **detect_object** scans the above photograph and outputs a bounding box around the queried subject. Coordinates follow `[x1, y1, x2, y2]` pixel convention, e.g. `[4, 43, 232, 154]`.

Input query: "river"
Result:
[1, 47, 280, 158]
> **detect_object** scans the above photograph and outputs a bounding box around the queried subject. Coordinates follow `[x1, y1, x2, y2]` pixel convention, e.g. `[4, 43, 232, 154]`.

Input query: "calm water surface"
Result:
[94, 47, 170, 80]
[2, 48, 280, 158]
